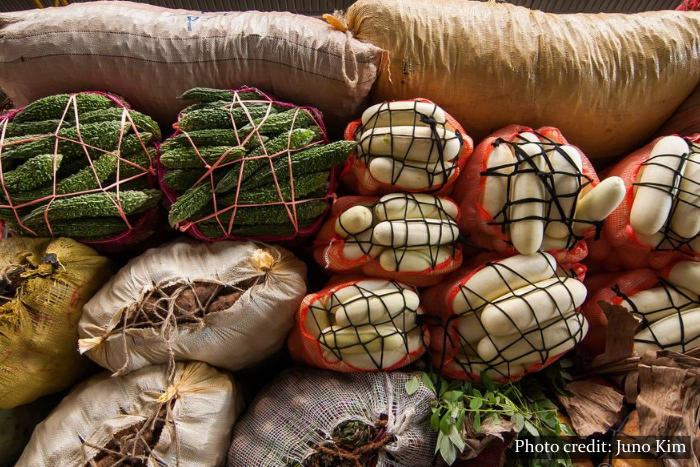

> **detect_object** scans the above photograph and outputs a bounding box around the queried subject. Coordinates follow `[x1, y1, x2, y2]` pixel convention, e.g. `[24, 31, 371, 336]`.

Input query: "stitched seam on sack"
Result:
[0, 31, 377, 65]
[0, 52, 378, 85]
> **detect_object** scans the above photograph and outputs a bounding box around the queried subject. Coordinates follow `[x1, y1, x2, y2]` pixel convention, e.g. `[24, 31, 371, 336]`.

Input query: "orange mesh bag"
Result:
[341, 98, 473, 195]
[160, 87, 356, 242]
[312, 192, 463, 287]
[581, 261, 700, 356]
[453, 124, 614, 265]
[421, 252, 589, 383]
[287, 277, 429, 372]
[592, 134, 700, 271]
[0, 92, 161, 253]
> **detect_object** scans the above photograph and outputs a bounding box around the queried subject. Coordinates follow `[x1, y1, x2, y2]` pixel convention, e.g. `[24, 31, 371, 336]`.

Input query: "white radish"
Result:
[319, 324, 406, 353]
[516, 132, 541, 143]
[335, 205, 374, 236]
[333, 288, 420, 327]
[540, 235, 571, 251]
[509, 142, 546, 255]
[670, 150, 700, 239]
[374, 193, 458, 221]
[359, 126, 461, 163]
[368, 157, 456, 189]
[326, 327, 424, 369]
[480, 277, 587, 337]
[621, 285, 698, 323]
[378, 245, 455, 272]
[451, 253, 558, 313]
[634, 231, 664, 248]
[545, 145, 583, 238]
[572, 176, 626, 235]
[634, 307, 700, 354]
[342, 230, 383, 260]
[668, 261, 700, 295]
[455, 356, 527, 379]
[372, 219, 459, 248]
[630, 136, 690, 236]
[477, 312, 588, 365]
[482, 143, 515, 219]
[326, 280, 399, 311]
[456, 311, 488, 346]
[361, 101, 446, 128]
[692, 236, 700, 253]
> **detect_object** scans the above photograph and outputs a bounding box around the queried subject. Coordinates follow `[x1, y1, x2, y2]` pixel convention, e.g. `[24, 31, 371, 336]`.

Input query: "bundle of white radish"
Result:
[341, 99, 473, 195]
[582, 261, 700, 356]
[422, 252, 589, 382]
[454, 124, 625, 264]
[313, 192, 462, 286]
[589, 133, 700, 271]
[287, 278, 428, 372]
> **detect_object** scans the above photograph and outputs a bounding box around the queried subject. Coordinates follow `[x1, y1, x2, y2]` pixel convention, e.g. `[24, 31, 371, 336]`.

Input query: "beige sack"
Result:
[345, 0, 700, 159]
[658, 83, 700, 137]
[16, 362, 242, 467]
[0, 1, 382, 129]
[78, 240, 307, 375]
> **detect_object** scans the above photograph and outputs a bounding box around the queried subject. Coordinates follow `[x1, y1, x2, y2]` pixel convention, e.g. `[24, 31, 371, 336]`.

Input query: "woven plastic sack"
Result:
[341, 98, 473, 195]
[590, 134, 700, 271]
[421, 252, 589, 383]
[0, 91, 161, 253]
[16, 361, 242, 467]
[159, 86, 353, 243]
[0, 1, 382, 131]
[287, 277, 428, 372]
[342, 0, 700, 160]
[228, 368, 436, 467]
[78, 240, 306, 376]
[581, 261, 700, 356]
[453, 125, 600, 264]
[0, 237, 111, 409]
[313, 193, 462, 287]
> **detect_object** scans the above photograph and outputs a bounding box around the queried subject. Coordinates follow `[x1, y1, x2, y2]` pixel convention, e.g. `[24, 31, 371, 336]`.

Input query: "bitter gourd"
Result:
[179, 88, 262, 103]
[217, 171, 329, 205]
[159, 146, 245, 169]
[238, 108, 316, 136]
[80, 108, 161, 140]
[13, 93, 117, 123]
[119, 148, 155, 178]
[163, 169, 212, 192]
[6, 217, 130, 238]
[177, 105, 280, 132]
[215, 127, 322, 194]
[2, 119, 63, 138]
[245, 140, 356, 189]
[191, 199, 327, 226]
[1, 154, 63, 192]
[159, 129, 267, 153]
[22, 189, 161, 225]
[197, 218, 317, 238]
[168, 183, 213, 226]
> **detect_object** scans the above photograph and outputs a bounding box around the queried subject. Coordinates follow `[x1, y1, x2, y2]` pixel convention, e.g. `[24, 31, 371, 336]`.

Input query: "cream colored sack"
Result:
[345, 0, 700, 159]
[0, 1, 382, 129]
[16, 362, 242, 467]
[78, 240, 307, 375]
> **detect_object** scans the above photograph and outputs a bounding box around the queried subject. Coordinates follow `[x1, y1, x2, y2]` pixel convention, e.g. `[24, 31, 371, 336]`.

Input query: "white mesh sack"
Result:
[228, 368, 436, 466]
[78, 240, 307, 375]
[16, 361, 243, 467]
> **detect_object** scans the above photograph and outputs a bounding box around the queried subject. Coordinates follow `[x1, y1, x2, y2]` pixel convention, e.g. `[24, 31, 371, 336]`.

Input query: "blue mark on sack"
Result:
[186, 15, 200, 32]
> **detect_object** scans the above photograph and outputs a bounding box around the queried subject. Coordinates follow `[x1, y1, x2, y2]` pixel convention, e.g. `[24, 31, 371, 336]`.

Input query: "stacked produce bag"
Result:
[161, 87, 355, 241]
[0, 92, 161, 251]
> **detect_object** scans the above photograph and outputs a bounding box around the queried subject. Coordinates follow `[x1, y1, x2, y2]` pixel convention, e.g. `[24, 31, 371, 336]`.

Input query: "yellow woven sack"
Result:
[0, 238, 111, 409]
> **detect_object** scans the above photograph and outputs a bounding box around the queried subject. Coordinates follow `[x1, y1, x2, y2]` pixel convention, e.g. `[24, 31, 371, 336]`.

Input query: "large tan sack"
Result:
[658, 83, 700, 137]
[0, 1, 382, 129]
[16, 362, 242, 467]
[344, 0, 700, 159]
[78, 240, 307, 375]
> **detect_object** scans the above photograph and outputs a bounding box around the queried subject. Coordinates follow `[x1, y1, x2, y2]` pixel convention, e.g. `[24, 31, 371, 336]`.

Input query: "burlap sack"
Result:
[0, 238, 111, 409]
[16, 361, 242, 467]
[0, 1, 383, 130]
[343, 0, 700, 159]
[78, 240, 307, 375]
[228, 368, 436, 466]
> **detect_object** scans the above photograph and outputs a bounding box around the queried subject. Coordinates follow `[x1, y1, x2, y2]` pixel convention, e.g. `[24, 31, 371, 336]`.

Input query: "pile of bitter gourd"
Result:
[163, 87, 356, 239]
[0, 92, 162, 239]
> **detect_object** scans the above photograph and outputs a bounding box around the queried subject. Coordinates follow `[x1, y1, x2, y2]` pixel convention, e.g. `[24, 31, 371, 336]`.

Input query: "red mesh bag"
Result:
[287, 276, 429, 372]
[581, 261, 700, 355]
[0, 91, 160, 253]
[159, 87, 351, 243]
[591, 133, 700, 271]
[312, 193, 463, 287]
[340, 98, 473, 195]
[453, 124, 601, 265]
[422, 252, 588, 383]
